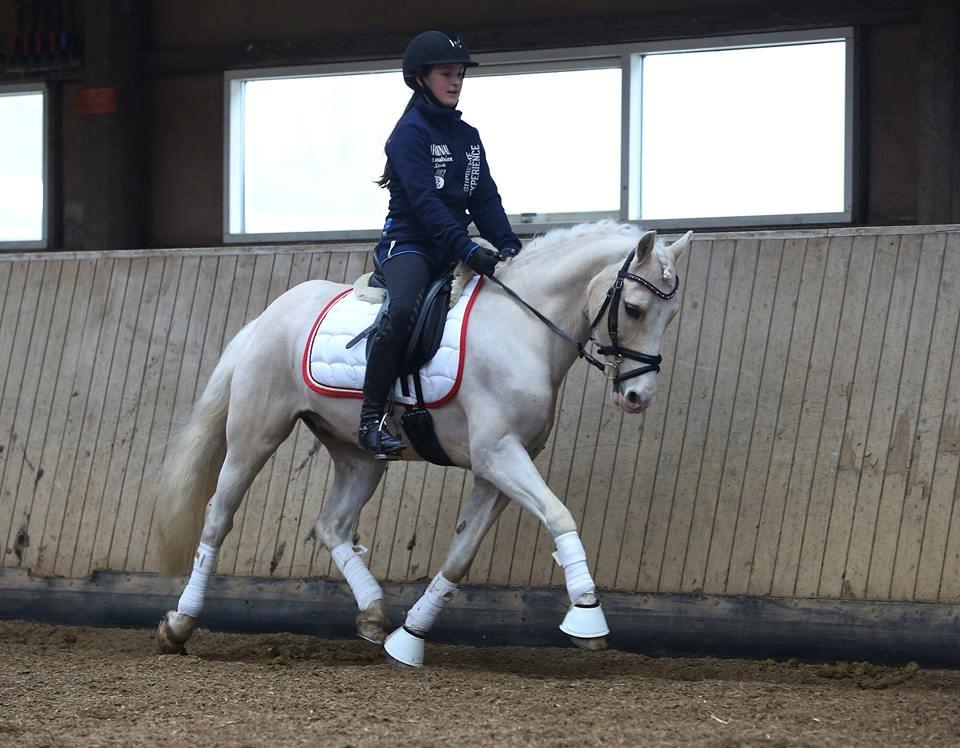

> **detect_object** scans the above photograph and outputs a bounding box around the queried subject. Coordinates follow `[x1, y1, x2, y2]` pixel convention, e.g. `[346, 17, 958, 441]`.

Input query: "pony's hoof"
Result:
[157, 616, 188, 655]
[559, 602, 610, 639]
[356, 601, 391, 646]
[569, 635, 608, 651]
[383, 626, 425, 668]
[357, 621, 388, 645]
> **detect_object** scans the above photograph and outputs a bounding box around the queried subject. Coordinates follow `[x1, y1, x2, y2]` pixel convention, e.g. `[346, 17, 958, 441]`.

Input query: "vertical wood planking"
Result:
[32, 262, 97, 574]
[0, 261, 44, 561]
[842, 234, 922, 598]
[702, 240, 780, 594]
[104, 257, 166, 571]
[748, 238, 826, 596]
[134, 255, 201, 572]
[770, 237, 851, 596]
[818, 235, 901, 598]
[49, 258, 117, 576]
[794, 236, 875, 597]
[660, 238, 734, 593]
[77, 258, 150, 575]
[915, 233, 960, 601]
[637, 240, 712, 591]
[21, 261, 81, 572]
[0, 261, 61, 568]
[726, 239, 804, 595]
[870, 233, 947, 599]
[65, 258, 135, 577]
[681, 239, 757, 594]
[120, 257, 184, 571]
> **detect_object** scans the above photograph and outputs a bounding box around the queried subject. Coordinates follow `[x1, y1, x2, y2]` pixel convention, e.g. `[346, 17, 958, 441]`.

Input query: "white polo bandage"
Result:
[404, 572, 457, 635]
[331, 543, 383, 611]
[552, 531, 596, 603]
[177, 542, 218, 618]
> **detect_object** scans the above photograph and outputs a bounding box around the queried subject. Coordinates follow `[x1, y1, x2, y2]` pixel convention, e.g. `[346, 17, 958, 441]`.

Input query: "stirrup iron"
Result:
[358, 415, 404, 460]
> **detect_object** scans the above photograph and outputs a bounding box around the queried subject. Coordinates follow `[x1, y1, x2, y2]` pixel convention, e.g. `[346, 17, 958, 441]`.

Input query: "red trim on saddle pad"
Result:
[301, 277, 484, 408]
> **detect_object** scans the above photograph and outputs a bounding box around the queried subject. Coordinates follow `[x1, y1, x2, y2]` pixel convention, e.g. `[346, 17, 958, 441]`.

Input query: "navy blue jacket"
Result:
[375, 95, 521, 268]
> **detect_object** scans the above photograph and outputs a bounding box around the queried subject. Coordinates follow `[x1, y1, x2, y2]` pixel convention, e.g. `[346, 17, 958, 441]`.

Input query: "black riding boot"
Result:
[358, 320, 405, 460]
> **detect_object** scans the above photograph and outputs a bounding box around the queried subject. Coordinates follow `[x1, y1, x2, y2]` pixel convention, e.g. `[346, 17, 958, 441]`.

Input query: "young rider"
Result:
[358, 30, 522, 459]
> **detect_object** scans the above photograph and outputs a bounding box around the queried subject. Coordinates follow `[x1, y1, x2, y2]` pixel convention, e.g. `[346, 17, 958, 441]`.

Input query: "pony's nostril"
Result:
[626, 391, 639, 404]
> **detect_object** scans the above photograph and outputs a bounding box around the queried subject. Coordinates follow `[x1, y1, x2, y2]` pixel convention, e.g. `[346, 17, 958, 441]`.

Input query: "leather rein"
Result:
[488, 248, 680, 386]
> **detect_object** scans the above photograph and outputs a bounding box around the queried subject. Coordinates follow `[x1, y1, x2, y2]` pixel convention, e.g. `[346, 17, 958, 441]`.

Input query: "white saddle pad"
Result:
[302, 275, 482, 407]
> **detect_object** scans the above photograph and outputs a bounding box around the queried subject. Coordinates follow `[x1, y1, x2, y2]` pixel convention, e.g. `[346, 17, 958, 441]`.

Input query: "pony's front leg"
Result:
[385, 478, 507, 667]
[472, 435, 609, 650]
[314, 441, 390, 644]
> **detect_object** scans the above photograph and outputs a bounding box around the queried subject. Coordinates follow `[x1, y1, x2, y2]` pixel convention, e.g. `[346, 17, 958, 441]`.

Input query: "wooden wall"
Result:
[2, 225, 959, 605]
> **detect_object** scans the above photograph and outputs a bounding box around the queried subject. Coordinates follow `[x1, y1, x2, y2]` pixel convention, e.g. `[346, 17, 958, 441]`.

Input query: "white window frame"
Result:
[0, 82, 49, 251]
[628, 28, 855, 229]
[223, 27, 853, 243]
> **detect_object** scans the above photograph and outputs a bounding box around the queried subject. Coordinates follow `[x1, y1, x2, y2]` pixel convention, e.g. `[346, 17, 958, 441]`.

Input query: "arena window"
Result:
[0, 84, 47, 249]
[632, 30, 853, 229]
[224, 28, 852, 242]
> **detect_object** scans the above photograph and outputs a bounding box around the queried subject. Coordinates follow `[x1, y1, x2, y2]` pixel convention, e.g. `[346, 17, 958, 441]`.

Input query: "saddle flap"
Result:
[403, 274, 454, 373]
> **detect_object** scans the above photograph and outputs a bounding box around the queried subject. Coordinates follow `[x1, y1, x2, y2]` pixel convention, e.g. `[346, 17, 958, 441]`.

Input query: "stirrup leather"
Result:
[358, 415, 404, 460]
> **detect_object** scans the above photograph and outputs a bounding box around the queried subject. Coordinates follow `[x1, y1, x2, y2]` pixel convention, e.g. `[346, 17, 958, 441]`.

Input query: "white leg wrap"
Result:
[404, 572, 457, 635]
[553, 531, 596, 603]
[331, 543, 383, 611]
[177, 542, 218, 618]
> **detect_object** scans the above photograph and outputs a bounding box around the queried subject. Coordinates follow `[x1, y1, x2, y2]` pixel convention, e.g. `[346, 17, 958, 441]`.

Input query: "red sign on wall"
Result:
[76, 87, 117, 115]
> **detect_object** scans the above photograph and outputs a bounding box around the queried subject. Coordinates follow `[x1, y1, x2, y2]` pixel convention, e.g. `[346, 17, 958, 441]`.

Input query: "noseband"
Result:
[488, 247, 680, 386]
[587, 249, 680, 386]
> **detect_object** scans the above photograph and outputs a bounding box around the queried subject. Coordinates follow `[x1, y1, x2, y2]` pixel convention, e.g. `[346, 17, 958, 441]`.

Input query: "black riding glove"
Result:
[498, 244, 522, 260]
[465, 245, 500, 277]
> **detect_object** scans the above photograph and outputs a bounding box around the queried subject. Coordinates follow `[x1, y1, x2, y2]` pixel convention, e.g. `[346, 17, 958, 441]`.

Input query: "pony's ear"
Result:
[636, 230, 657, 263]
[668, 231, 693, 263]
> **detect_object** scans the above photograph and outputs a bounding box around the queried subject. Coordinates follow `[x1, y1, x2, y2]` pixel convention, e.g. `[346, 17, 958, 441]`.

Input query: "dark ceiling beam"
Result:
[144, 1, 920, 77]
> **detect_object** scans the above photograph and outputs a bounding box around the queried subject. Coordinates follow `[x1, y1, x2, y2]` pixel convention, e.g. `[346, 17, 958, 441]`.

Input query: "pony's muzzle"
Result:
[612, 385, 654, 413]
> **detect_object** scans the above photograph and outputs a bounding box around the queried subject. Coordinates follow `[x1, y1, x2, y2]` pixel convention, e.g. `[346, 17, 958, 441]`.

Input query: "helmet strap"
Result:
[415, 66, 458, 109]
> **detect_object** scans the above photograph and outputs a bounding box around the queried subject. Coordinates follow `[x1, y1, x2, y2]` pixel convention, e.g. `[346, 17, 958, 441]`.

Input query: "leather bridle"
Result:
[488, 247, 680, 386]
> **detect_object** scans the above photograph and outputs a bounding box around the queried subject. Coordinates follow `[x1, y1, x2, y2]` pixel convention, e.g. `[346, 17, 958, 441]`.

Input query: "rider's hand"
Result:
[498, 244, 522, 260]
[465, 244, 500, 277]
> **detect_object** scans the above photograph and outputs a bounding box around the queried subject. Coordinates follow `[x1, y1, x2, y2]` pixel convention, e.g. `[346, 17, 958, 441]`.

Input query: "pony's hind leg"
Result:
[384, 478, 507, 667]
[312, 439, 389, 644]
[158, 407, 296, 653]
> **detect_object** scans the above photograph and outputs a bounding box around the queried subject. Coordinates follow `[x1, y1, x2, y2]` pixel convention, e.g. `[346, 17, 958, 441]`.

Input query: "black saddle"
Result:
[351, 264, 452, 372]
[346, 261, 459, 466]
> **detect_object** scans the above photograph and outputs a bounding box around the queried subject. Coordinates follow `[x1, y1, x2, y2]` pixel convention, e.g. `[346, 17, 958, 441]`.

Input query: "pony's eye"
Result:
[624, 302, 644, 319]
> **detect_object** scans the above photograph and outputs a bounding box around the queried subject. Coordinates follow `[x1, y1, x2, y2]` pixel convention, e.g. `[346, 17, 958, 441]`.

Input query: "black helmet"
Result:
[402, 31, 478, 90]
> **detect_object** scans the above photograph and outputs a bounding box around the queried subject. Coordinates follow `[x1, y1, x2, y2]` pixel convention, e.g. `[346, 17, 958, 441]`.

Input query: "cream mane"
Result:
[509, 220, 643, 266]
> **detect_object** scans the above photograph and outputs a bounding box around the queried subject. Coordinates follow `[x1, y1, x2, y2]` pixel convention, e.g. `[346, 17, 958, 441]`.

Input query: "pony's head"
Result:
[587, 229, 691, 414]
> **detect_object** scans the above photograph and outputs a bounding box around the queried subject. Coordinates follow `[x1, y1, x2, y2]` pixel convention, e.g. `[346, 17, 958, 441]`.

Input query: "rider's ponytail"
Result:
[377, 91, 421, 188]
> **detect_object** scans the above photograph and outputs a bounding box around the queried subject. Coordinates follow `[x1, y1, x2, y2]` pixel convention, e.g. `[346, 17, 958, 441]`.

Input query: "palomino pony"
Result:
[155, 222, 691, 667]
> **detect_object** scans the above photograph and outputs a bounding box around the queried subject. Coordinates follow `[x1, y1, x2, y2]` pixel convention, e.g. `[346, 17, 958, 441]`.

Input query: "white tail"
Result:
[155, 321, 257, 573]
